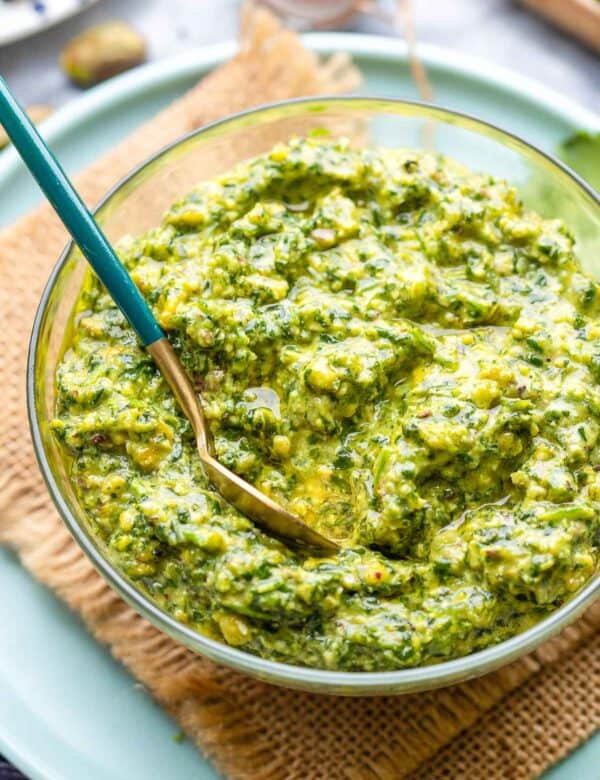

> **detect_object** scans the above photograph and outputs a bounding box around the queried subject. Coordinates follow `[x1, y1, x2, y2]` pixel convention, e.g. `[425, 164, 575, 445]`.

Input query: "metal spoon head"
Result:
[147, 338, 339, 554]
[200, 452, 340, 553]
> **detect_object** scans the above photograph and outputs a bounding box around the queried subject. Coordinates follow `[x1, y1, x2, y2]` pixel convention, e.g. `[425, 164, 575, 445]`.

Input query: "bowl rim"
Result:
[27, 95, 600, 692]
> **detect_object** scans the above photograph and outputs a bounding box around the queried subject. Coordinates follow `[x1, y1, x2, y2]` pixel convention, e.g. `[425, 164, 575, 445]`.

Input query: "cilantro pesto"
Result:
[52, 138, 600, 671]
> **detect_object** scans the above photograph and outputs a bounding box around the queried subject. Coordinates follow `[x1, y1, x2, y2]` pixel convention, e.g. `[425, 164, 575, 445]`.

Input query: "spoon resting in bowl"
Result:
[0, 76, 338, 554]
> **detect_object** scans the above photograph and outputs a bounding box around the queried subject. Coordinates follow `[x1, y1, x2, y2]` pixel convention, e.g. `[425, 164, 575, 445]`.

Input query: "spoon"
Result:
[0, 76, 338, 554]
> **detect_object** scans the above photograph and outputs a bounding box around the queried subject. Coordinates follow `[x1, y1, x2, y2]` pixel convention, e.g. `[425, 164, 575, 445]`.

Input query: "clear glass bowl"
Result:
[28, 98, 600, 695]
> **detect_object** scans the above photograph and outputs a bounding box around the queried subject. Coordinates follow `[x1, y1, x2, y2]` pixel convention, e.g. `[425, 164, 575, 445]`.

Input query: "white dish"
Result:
[0, 0, 99, 48]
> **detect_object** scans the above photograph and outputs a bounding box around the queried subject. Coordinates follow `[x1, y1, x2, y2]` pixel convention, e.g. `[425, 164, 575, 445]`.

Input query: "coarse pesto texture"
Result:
[52, 138, 600, 671]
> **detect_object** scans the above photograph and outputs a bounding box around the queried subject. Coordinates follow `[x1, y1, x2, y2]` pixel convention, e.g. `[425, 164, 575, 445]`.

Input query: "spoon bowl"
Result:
[147, 338, 339, 551]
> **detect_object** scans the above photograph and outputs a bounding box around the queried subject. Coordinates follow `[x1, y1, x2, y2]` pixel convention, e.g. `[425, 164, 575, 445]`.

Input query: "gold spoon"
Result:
[0, 76, 338, 554]
[149, 339, 339, 552]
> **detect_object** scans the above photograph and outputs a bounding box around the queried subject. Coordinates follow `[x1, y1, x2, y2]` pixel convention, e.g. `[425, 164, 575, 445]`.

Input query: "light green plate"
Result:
[0, 33, 598, 780]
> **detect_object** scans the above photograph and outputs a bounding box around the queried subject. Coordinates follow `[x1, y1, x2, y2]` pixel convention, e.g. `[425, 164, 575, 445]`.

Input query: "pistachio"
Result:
[60, 21, 146, 88]
[0, 105, 53, 150]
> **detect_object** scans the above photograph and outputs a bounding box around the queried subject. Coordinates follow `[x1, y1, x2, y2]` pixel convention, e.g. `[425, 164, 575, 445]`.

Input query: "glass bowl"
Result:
[28, 97, 600, 695]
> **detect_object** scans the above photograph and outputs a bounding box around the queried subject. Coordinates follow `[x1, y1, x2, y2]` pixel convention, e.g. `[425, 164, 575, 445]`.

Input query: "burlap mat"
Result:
[1, 6, 599, 779]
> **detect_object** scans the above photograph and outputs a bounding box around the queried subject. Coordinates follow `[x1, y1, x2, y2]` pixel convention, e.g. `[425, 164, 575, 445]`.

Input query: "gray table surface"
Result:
[0, 1, 597, 779]
[0, 0, 598, 111]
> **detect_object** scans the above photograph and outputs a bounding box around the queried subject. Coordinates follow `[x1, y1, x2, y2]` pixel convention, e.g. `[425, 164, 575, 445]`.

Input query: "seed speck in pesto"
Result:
[52, 138, 600, 671]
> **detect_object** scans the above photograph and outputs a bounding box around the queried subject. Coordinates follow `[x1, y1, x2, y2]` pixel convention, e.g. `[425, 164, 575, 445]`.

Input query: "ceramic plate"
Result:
[0, 0, 99, 48]
[0, 33, 598, 780]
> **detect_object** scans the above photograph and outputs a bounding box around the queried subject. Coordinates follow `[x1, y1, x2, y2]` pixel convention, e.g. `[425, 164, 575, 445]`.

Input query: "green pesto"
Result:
[52, 138, 600, 671]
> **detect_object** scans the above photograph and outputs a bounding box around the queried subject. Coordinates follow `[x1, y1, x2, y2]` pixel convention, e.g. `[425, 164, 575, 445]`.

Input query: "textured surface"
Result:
[1, 5, 600, 780]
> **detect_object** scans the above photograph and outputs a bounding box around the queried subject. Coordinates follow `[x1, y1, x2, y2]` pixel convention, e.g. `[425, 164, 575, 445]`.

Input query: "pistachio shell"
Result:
[0, 105, 53, 150]
[60, 21, 146, 88]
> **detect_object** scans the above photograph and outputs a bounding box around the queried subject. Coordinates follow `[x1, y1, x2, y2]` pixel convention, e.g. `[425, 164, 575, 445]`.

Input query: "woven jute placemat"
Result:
[1, 6, 599, 779]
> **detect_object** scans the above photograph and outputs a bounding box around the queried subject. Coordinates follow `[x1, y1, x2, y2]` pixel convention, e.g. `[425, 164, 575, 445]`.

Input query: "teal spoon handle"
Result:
[0, 76, 163, 347]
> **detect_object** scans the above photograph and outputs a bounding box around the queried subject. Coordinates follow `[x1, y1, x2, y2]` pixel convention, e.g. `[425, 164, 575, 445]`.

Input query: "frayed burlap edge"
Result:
[1, 5, 598, 779]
